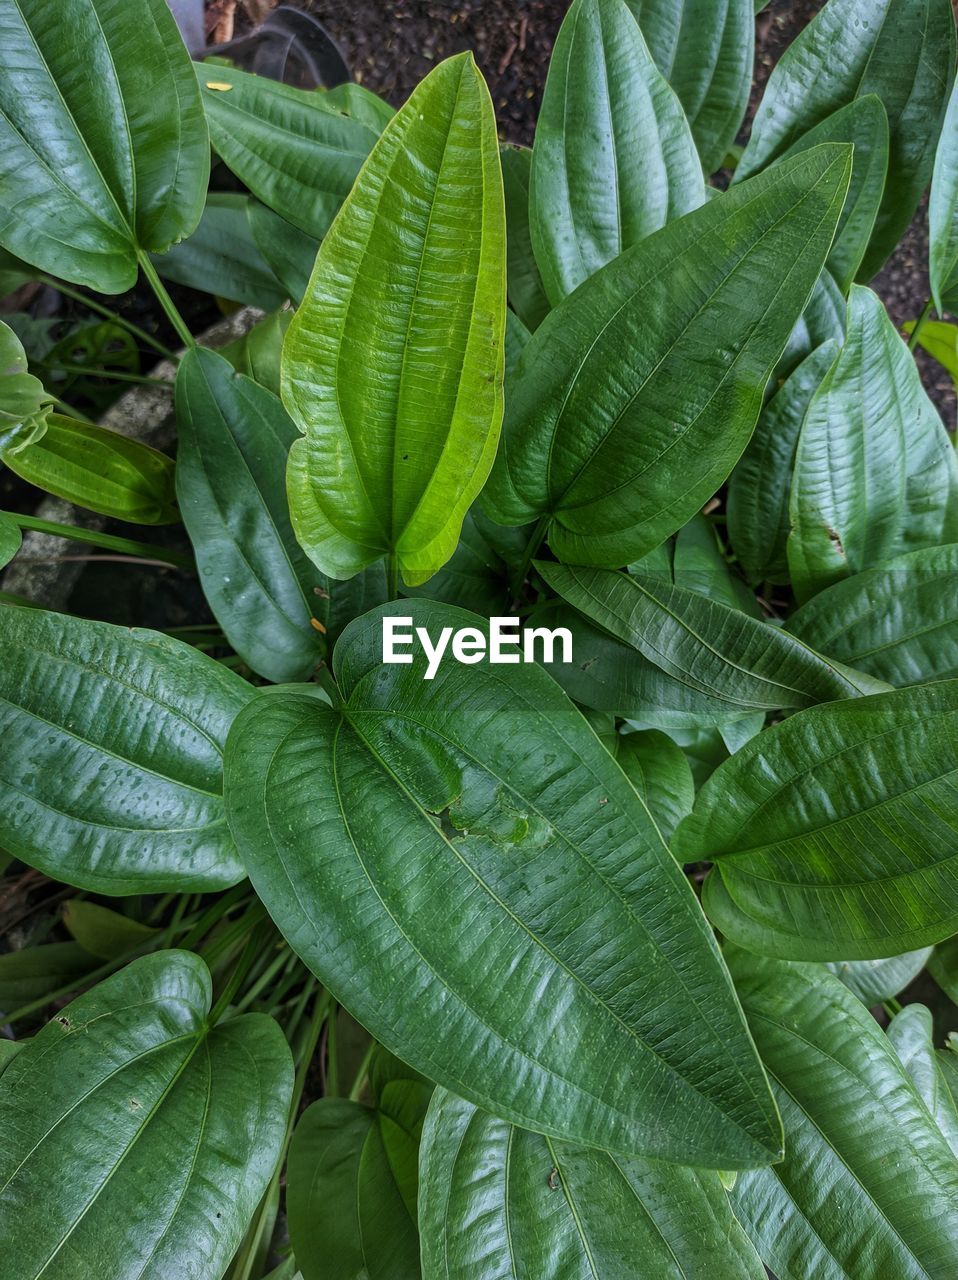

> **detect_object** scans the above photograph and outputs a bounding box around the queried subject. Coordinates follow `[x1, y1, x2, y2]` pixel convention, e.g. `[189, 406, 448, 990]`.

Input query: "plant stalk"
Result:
[136, 251, 196, 350]
[511, 513, 551, 601]
[1, 511, 193, 568]
[908, 297, 935, 352]
[38, 275, 178, 361]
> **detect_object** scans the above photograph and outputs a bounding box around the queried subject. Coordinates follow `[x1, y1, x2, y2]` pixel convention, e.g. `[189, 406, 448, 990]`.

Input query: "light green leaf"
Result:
[402, 509, 513, 617]
[905, 318, 958, 392]
[0, 0, 209, 293]
[483, 145, 852, 568]
[786, 545, 958, 686]
[674, 681, 958, 959]
[737, 0, 956, 280]
[0, 514, 21, 571]
[0, 319, 52, 442]
[538, 561, 886, 712]
[62, 900, 160, 961]
[0, 605, 254, 894]
[530, 0, 705, 304]
[418, 1089, 765, 1280]
[727, 341, 839, 586]
[625, 0, 754, 174]
[0, 950, 292, 1280]
[788, 286, 958, 602]
[219, 308, 293, 398]
[284, 54, 507, 586]
[199, 65, 377, 239]
[888, 1004, 958, 1157]
[826, 949, 932, 1005]
[931, 73, 958, 313]
[615, 730, 694, 843]
[728, 951, 958, 1280]
[226, 600, 782, 1167]
[500, 146, 550, 331]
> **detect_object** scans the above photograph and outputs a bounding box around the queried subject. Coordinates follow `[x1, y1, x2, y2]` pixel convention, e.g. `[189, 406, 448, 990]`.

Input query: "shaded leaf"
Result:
[931, 73, 958, 313]
[500, 146, 550, 331]
[826, 949, 933, 1005]
[888, 1004, 958, 1157]
[0, 943, 99, 1013]
[246, 202, 320, 306]
[62, 901, 160, 962]
[614, 729, 694, 843]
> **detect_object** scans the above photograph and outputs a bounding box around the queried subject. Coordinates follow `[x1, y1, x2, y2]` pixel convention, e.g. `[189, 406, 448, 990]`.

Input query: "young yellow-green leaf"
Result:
[786, 545, 958, 686]
[500, 146, 550, 331]
[905, 318, 958, 393]
[418, 1089, 765, 1280]
[0, 951, 292, 1280]
[674, 682, 958, 960]
[727, 341, 839, 586]
[530, 0, 705, 304]
[198, 64, 379, 240]
[727, 951, 958, 1279]
[226, 600, 782, 1168]
[538, 561, 886, 712]
[888, 1004, 958, 1158]
[283, 54, 507, 586]
[483, 145, 851, 568]
[930, 73, 958, 314]
[0, 0, 209, 293]
[0, 414, 178, 525]
[0, 605, 254, 894]
[787, 287, 958, 602]
[625, 0, 754, 175]
[737, 0, 956, 280]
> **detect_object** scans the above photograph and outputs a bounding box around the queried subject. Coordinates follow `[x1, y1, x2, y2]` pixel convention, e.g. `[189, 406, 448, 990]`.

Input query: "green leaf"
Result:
[504, 309, 532, 382]
[418, 1088, 765, 1280]
[0, 319, 52, 440]
[888, 1004, 958, 1157]
[401, 509, 513, 616]
[246, 202, 320, 306]
[0, 605, 254, 894]
[625, 0, 754, 174]
[199, 65, 379, 240]
[62, 900, 160, 961]
[151, 193, 289, 309]
[614, 729, 694, 843]
[175, 346, 327, 684]
[786, 545, 958, 686]
[530, 0, 705, 304]
[905, 318, 958, 392]
[826, 949, 932, 1005]
[0, 1040, 24, 1080]
[284, 55, 507, 586]
[538, 561, 886, 712]
[674, 681, 958, 960]
[500, 146, 550, 331]
[776, 96, 889, 292]
[0, 950, 292, 1280]
[775, 266, 846, 383]
[0, 414, 178, 525]
[483, 145, 852, 568]
[219, 308, 293, 398]
[737, 0, 956, 280]
[727, 341, 839, 585]
[931, 73, 958, 313]
[727, 951, 958, 1279]
[0, 514, 21, 571]
[287, 1073, 431, 1280]
[0, 0, 208, 293]
[929, 936, 958, 1005]
[226, 600, 781, 1168]
[322, 82, 396, 133]
[788, 287, 958, 602]
[0, 942, 99, 1012]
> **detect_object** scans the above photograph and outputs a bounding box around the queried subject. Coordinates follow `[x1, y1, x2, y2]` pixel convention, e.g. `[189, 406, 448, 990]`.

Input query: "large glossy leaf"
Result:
[625, 0, 753, 174]
[198, 65, 377, 239]
[151, 193, 288, 309]
[737, 0, 956, 280]
[246, 201, 320, 306]
[787, 545, 958, 686]
[888, 1004, 958, 1158]
[1, 414, 178, 524]
[500, 146, 550, 332]
[674, 681, 958, 960]
[530, 0, 704, 304]
[0, 0, 208, 293]
[0, 605, 254, 894]
[930, 73, 958, 313]
[483, 145, 852, 568]
[0, 950, 292, 1280]
[727, 951, 958, 1280]
[539, 561, 885, 712]
[826, 948, 932, 1006]
[287, 1065, 431, 1280]
[727, 341, 839, 586]
[788, 286, 958, 602]
[614, 729, 694, 843]
[284, 55, 507, 586]
[418, 1089, 765, 1280]
[226, 600, 781, 1167]
[175, 346, 326, 684]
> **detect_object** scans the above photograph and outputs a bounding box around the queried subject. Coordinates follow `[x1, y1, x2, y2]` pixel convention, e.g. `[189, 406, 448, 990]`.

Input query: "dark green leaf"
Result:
[62, 901, 160, 961]
[402, 510, 512, 616]
[219, 308, 292, 399]
[888, 1004, 958, 1157]
[0, 514, 21, 571]
[0, 950, 292, 1280]
[418, 1088, 765, 1280]
[500, 146, 551, 331]
[0, 943, 99, 1013]
[246, 201, 320, 306]
[226, 600, 781, 1167]
[0, 605, 254, 894]
[674, 681, 958, 959]
[530, 0, 704, 304]
[614, 730, 694, 843]
[826, 949, 932, 1005]
[483, 145, 852, 568]
[0, 0, 208, 293]
[931, 74, 958, 312]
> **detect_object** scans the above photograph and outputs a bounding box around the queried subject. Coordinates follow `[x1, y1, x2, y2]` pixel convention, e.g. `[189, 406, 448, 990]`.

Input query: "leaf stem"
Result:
[1, 511, 193, 568]
[908, 297, 934, 352]
[136, 251, 196, 350]
[385, 552, 400, 601]
[347, 1038, 377, 1101]
[38, 275, 178, 362]
[41, 361, 172, 387]
[511, 513, 551, 601]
